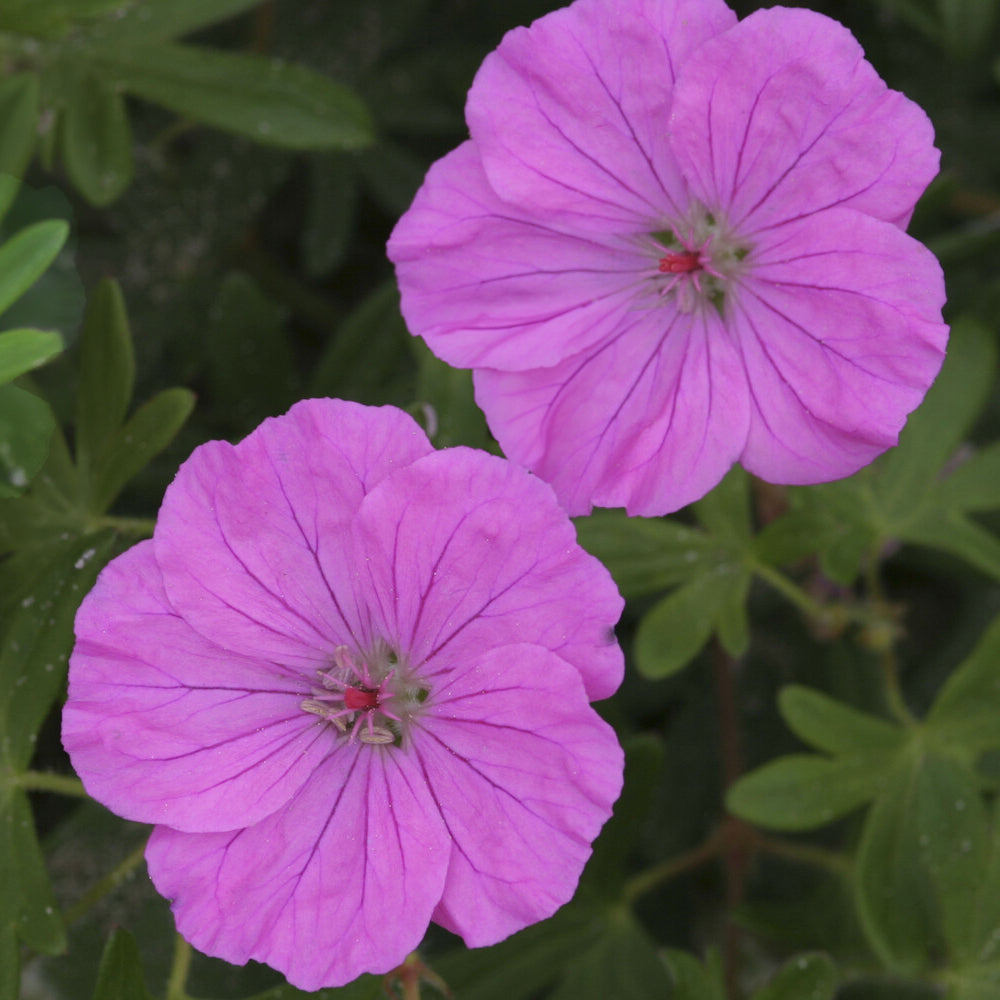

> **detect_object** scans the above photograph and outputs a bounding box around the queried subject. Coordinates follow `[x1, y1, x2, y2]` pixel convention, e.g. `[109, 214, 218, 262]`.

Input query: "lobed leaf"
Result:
[854, 755, 936, 975]
[89, 387, 196, 515]
[60, 69, 134, 206]
[778, 686, 903, 756]
[0, 529, 117, 771]
[0, 384, 56, 498]
[413, 338, 493, 451]
[547, 913, 671, 1000]
[574, 511, 725, 599]
[663, 948, 727, 1000]
[0, 74, 40, 179]
[84, 0, 266, 45]
[751, 952, 837, 1000]
[911, 753, 991, 966]
[433, 904, 601, 1000]
[693, 465, 753, 542]
[926, 613, 1000, 754]
[0, 329, 62, 386]
[727, 753, 892, 831]
[634, 566, 749, 678]
[0, 789, 64, 963]
[903, 509, 1000, 584]
[205, 271, 294, 431]
[75, 278, 133, 506]
[92, 929, 154, 1000]
[585, 734, 664, 898]
[876, 317, 996, 526]
[935, 442, 1000, 512]
[0, 219, 69, 320]
[100, 43, 373, 151]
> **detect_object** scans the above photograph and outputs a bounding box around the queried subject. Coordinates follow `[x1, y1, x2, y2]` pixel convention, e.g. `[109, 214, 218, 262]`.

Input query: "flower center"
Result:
[300, 643, 424, 747]
[658, 250, 702, 275]
[643, 209, 749, 314]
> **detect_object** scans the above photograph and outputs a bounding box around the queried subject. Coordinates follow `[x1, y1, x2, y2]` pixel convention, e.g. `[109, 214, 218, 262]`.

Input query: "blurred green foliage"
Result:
[0, 0, 999, 999]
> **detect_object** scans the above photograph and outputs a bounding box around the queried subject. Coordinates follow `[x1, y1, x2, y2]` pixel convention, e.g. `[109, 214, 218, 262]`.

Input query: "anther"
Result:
[658, 250, 701, 274]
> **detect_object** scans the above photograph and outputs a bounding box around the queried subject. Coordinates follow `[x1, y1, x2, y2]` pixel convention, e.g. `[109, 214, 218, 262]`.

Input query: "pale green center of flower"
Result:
[644, 208, 749, 314]
[300, 642, 427, 748]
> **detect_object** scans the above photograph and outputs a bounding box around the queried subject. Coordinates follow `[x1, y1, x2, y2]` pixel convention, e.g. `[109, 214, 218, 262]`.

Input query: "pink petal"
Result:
[669, 8, 939, 233]
[415, 644, 623, 945]
[146, 745, 450, 991]
[63, 543, 320, 832]
[155, 399, 433, 668]
[733, 207, 948, 483]
[467, 0, 735, 226]
[388, 141, 646, 371]
[350, 448, 624, 700]
[473, 305, 750, 516]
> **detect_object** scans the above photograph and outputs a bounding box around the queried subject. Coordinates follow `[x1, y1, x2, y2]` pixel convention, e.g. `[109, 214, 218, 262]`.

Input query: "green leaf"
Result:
[0, 218, 69, 319]
[0, 329, 62, 385]
[303, 154, 357, 277]
[927, 613, 1000, 755]
[205, 271, 295, 430]
[939, 0, 999, 58]
[75, 278, 133, 505]
[877, 316, 996, 526]
[0, 177, 19, 226]
[903, 509, 1000, 584]
[0, 383, 55, 497]
[355, 139, 427, 216]
[663, 948, 727, 1000]
[912, 754, 990, 965]
[634, 566, 749, 678]
[0, 788, 64, 957]
[946, 961, 1000, 1000]
[103, 43, 373, 150]
[716, 568, 750, 657]
[91, 387, 196, 514]
[967, 800, 1000, 966]
[92, 928, 154, 1000]
[936, 442, 1000, 512]
[412, 338, 492, 451]
[573, 511, 723, 598]
[585, 734, 664, 897]
[779, 686, 903, 756]
[308, 281, 412, 404]
[60, 69, 134, 206]
[854, 754, 935, 975]
[782, 478, 875, 586]
[694, 465, 752, 542]
[0, 925, 16, 1000]
[0, 74, 40, 179]
[751, 953, 837, 1000]
[0, 530, 117, 769]
[547, 913, 671, 1000]
[727, 754, 892, 831]
[85, 0, 265, 44]
[243, 979, 384, 1000]
[434, 905, 601, 1000]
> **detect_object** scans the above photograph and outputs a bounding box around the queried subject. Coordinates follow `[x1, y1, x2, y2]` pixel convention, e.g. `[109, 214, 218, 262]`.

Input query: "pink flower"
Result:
[62, 399, 624, 990]
[388, 0, 948, 516]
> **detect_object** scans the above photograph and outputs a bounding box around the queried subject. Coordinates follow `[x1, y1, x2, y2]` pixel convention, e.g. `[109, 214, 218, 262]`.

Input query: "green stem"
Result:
[752, 561, 831, 620]
[166, 934, 193, 1000]
[754, 835, 852, 876]
[863, 548, 916, 726]
[90, 515, 157, 537]
[13, 771, 87, 797]
[622, 827, 727, 904]
[65, 840, 149, 926]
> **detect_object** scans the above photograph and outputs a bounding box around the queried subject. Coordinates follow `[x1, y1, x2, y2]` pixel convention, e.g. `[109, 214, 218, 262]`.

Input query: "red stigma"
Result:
[344, 686, 380, 711]
[658, 250, 701, 274]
